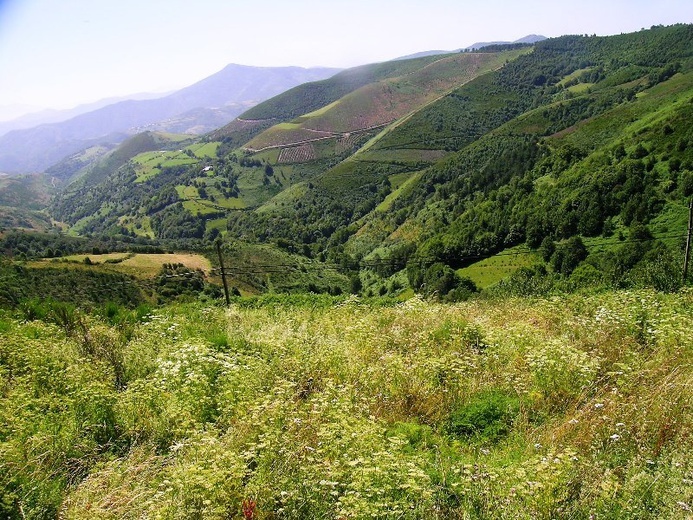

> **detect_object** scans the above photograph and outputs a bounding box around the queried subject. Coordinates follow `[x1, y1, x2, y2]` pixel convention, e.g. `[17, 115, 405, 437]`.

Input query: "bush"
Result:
[447, 389, 520, 442]
[417, 262, 478, 301]
[568, 263, 604, 289]
[551, 236, 588, 275]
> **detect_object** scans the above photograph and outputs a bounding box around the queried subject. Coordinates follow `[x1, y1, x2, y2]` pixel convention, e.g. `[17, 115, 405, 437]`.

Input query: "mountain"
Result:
[395, 34, 547, 60]
[50, 48, 528, 238]
[0, 65, 341, 174]
[0, 92, 171, 138]
[465, 33, 546, 50]
[17, 25, 693, 296]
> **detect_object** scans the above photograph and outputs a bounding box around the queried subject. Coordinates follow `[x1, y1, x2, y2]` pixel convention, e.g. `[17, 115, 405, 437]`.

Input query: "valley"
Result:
[0, 24, 692, 519]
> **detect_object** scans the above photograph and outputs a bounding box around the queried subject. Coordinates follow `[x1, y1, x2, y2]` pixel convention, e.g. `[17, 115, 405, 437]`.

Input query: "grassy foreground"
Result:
[0, 290, 691, 519]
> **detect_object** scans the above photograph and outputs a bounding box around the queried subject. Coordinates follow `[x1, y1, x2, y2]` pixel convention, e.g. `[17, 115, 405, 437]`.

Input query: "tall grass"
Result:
[0, 290, 691, 518]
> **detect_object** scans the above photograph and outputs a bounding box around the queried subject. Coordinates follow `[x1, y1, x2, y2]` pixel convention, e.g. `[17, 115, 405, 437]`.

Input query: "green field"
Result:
[457, 245, 541, 288]
[33, 252, 212, 279]
[375, 171, 423, 213]
[132, 150, 199, 182]
[182, 199, 225, 215]
[186, 141, 220, 158]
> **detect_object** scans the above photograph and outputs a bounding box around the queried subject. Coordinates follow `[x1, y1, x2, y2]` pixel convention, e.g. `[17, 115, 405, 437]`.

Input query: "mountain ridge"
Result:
[394, 34, 546, 60]
[0, 92, 172, 138]
[4, 25, 693, 299]
[0, 64, 341, 175]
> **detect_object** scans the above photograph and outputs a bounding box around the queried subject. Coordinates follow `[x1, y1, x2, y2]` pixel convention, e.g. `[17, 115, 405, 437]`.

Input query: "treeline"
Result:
[0, 231, 173, 260]
[0, 260, 144, 308]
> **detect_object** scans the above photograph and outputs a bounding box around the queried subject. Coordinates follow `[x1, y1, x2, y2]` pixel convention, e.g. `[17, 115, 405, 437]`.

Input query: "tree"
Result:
[415, 262, 479, 301]
[551, 236, 587, 275]
[539, 236, 555, 262]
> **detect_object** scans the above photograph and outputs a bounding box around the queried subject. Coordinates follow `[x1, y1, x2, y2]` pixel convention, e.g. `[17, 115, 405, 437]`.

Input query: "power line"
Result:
[207, 232, 689, 277]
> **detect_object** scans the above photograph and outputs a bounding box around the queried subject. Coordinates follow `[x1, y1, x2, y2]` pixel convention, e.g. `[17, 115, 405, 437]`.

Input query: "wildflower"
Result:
[610, 434, 620, 441]
[534, 443, 542, 449]
[594, 403, 604, 409]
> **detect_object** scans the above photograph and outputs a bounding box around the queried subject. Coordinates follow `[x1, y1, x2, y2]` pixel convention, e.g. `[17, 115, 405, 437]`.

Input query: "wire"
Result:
[208, 232, 688, 277]
[38, 231, 686, 290]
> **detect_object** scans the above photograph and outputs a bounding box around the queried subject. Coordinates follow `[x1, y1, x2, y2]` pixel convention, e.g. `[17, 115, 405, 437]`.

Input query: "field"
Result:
[0, 289, 690, 518]
[278, 143, 318, 163]
[375, 171, 423, 213]
[132, 150, 199, 182]
[37, 252, 213, 278]
[458, 245, 541, 289]
[186, 141, 221, 159]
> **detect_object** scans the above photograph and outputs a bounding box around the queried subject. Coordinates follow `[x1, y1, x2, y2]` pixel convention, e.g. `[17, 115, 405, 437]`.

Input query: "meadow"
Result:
[0, 289, 690, 518]
[35, 252, 212, 279]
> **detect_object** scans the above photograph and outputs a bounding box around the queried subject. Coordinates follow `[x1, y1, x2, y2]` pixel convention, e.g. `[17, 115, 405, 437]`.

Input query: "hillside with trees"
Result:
[1, 24, 693, 519]
[0, 25, 681, 300]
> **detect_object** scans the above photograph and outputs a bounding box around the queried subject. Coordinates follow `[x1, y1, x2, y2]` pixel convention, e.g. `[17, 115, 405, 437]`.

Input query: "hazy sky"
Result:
[0, 0, 690, 120]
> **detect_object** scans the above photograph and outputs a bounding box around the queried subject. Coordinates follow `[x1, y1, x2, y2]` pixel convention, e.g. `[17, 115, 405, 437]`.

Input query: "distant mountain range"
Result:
[0, 92, 172, 138]
[395, 34, 546, 60]
[0, 36, 551, 176]
[0, 65, 341, 174]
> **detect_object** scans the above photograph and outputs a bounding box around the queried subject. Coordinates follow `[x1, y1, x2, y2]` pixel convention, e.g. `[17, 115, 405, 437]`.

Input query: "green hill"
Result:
[22, 24, 693, 297]
[224, 26, 692, 283]
[244, 50, 528, 153]
[210, 52, 485, 148]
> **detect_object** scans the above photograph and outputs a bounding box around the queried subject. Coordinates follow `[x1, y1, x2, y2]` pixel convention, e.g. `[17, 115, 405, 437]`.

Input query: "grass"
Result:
[35, 253, 212, 279]
[567, 82, 594, 94]
[186, 141, 220, 158]
[132, 150, 199, 182]
[256, 183, 310, 214]
[176, 184, 198, 199]
[458, 245, 541, 289]
[182, 199, 224, 215]
[376, 171, 423, 213]
[556, 67, 593, 87]
[1, 289, 690, 518]
[59, 252, 131, 263]
[205, 218, 228, 233]
[117, 253, 212, 277]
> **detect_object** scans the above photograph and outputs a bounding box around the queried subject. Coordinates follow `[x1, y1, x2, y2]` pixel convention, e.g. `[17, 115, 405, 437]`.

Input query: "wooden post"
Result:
[683, 199, 693, 283]
[216, 241, 230, 305]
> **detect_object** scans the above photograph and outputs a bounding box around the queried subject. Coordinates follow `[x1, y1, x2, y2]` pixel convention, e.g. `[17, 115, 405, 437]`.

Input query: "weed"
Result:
[447, 389, 520, 442]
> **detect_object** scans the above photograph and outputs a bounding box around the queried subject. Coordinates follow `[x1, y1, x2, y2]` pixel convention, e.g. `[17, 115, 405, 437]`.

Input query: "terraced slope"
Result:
[245, 50, 528, 155]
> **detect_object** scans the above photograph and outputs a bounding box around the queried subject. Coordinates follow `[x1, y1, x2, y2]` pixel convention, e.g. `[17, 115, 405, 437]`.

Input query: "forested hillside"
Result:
[2, 24, 691, 299]
[1, 24, 693, 520]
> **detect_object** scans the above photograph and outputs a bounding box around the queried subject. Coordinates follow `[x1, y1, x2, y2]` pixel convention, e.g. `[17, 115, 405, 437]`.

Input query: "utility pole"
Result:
[683, 199, 693, 284]
[216, 240, 230, 305]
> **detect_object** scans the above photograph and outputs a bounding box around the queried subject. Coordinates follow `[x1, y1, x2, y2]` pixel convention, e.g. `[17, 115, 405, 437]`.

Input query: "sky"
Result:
[0, 0, 691, 121]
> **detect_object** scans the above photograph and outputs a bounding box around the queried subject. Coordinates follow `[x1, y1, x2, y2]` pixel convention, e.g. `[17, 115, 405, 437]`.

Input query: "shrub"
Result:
[446, 389, 520, 442]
